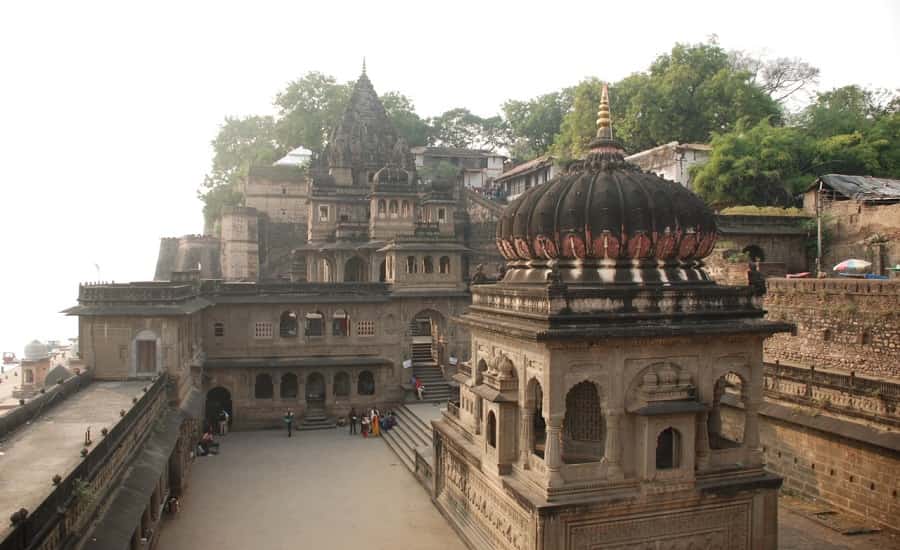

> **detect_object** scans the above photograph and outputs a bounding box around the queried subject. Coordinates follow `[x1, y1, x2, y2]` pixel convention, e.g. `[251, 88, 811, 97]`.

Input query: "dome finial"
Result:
[362, 57, 367, 75]
[596, 83, 612, 139]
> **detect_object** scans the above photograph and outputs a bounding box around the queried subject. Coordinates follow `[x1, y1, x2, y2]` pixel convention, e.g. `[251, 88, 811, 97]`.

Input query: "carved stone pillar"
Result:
[743, 388, 760, 450]
[545, 415, 564, 487]
[603, 410, 623, 479]
[521, 408, 534, 467]
[474, 398, 482, 435]
[696, 411, 710, 469]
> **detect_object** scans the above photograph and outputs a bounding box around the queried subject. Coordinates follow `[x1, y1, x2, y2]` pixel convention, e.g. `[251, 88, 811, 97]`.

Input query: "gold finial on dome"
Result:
[596, 83, 612, 139]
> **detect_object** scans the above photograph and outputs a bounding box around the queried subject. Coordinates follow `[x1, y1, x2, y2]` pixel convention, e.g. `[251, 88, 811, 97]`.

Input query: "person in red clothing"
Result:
[415, 377, 425, 400]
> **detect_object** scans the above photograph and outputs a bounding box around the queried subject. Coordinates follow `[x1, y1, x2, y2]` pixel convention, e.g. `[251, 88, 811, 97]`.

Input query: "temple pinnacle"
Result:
[362, 57, 367, 75]
[596, 83, 612, 139]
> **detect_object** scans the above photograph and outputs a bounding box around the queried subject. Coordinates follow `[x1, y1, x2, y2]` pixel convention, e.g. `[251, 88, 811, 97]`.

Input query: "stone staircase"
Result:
[381, 405, 434, 472]
[298, 406, 335, 431]
[409, 336, 454, 403]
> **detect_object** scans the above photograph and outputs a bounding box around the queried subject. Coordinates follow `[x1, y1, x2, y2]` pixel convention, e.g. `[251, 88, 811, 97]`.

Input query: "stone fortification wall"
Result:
[764, 278, 900, 378]
[220, 206, 259, 281]
[154, 235, 222, 281]
[753, 362, 900, 532]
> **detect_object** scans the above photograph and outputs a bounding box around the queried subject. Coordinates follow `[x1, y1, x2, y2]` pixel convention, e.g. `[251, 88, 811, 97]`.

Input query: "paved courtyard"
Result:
[157, 429, 465, 550]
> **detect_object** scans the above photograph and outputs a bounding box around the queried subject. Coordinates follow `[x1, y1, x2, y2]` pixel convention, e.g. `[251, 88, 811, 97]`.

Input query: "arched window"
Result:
[379, 260, 387, 282]
[377, 200, 386, 217]
[333, 310, 349, 337]
[401, 200, 410, 217]
[279, 311, 298, 337]
[389, 200, 398, 217]
[24, 369, 34, 384]
[334, 372, 350, 396]
[709, 372, 746, 449]
[254, 374, 274, 399]
[291, 252, 307, 282]
[406, 256, 416, 274]
[318, 258, 333, 282]
[439, 256, 450, 274]
[487, 411, 497, 448]
[656, 428, 681, 470]
[527, 379, 545, 458]
[562, 381, 604, 464]
[280, 373, 298, 398]
[423, 256, 434, 274]
[305, 312, 324, 337]
[358, 370, 375, 395]
[344, 257, 367, 282]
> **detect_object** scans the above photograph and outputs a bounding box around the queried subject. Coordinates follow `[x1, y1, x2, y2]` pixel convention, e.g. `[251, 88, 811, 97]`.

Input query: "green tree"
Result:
[428, 108, 508, 150]
[551, 78, 605, 160]
[797, 85, 895, 138]
[274, 72, 352, 154]
[502, 90, 572, 159]
[382, 91, 431, 146]
[199, 115, 280, 229]
[691, 118, 813, 208]
[551, 40, 781, 157]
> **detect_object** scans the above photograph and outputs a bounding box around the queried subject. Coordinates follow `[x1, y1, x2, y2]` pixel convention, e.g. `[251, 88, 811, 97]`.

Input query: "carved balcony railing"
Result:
[79, 283, 197, 304]
[763, 361, 900, 426]
[447, 402, 460, 419]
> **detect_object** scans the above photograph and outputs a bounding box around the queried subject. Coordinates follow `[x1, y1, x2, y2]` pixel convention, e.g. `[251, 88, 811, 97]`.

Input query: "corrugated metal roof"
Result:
[811, 174, 900, 201]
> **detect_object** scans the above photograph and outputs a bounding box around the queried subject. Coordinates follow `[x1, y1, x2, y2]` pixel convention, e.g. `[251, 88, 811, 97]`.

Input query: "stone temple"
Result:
[433, 86, 791, 549]
[11, 69, 897, 550]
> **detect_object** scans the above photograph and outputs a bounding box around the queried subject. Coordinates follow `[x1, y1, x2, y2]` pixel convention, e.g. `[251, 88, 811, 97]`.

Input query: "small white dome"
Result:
[24, 340, 49, 361]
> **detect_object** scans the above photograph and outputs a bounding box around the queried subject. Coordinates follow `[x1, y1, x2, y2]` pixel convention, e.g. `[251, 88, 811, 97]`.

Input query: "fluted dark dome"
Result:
[496, 155, 717, 262]
[495, 84, 717, 286]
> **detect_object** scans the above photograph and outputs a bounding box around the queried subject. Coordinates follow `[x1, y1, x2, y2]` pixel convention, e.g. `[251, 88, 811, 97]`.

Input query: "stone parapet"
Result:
[78, 282, 198, 304]
[764, 278, 900, 378]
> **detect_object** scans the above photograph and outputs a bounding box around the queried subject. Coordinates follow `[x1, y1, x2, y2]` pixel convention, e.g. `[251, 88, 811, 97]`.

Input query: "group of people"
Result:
[196, 426, 219, 456]
[347, 407, 397, 437]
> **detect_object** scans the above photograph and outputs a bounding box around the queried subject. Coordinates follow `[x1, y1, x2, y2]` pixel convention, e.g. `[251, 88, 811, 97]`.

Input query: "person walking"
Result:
[217, 409, 229, 436]
[283, 410, 295, 438]
[349, 408, 358, 435]
[370, 408, 381, 437]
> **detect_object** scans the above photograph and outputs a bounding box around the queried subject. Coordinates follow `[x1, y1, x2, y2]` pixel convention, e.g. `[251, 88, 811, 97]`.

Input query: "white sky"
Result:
[0, 0, 898, 356]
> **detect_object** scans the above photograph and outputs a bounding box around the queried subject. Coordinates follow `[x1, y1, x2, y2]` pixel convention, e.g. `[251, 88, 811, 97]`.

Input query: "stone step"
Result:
[395, 406, 433, 444]
[381, 428, 415, 471]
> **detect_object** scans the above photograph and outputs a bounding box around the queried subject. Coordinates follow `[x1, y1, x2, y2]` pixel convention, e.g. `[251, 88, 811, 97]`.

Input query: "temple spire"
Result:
[587, 82, 624, 155]
[362, 57, 367, 75]
[596, 83, 612, 139]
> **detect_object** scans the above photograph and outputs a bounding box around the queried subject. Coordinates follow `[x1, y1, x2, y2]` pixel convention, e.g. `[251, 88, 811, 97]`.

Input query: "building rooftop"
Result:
[410, 146, 504, 159]
[0, 380, 147, 539]
[809, 173, 900, 202]
[624, 141, 712, 161]
[493, 155, 555, 183]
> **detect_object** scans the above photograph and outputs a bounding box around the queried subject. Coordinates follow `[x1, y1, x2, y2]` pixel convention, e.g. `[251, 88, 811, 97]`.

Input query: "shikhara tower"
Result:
[434, 84, 791, 549]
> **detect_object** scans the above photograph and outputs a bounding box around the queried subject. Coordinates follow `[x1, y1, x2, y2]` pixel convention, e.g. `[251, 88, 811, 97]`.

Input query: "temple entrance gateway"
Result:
[205, 387, 232, 431]
[306, 372, 325, 410]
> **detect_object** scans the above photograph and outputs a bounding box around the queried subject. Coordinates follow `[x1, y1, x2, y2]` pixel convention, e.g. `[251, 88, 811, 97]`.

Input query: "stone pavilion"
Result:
[434, 85, 792, 549]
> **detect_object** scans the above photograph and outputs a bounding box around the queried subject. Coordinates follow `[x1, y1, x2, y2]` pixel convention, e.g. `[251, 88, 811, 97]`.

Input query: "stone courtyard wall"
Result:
[764, 278, 900, 378]
[752, 362, 900, 532]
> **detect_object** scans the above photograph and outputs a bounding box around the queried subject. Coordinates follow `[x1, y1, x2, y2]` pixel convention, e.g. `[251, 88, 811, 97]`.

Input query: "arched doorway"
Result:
[205, 387, 232, 433]
[344, 257, 367, 282]
[306, 372, 325, 410]
[408, 309, 446, 366]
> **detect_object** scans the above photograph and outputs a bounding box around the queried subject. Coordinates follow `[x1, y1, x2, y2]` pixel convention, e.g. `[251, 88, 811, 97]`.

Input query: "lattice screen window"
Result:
[357, 320, 375, 337]
[254, 322, 273, 339]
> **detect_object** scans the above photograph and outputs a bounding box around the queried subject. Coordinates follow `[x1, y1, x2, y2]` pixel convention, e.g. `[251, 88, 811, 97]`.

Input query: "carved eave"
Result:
[471, 384, 518, 403]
